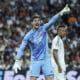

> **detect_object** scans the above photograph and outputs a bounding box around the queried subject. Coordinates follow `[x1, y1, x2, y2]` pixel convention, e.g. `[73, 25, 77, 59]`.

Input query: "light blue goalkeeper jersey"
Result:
[16, 14, 59, 60]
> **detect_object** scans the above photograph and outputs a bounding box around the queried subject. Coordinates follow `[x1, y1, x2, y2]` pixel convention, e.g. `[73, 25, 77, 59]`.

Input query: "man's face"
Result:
[31, 18, 41, 29]
[58, 27, 66, 37]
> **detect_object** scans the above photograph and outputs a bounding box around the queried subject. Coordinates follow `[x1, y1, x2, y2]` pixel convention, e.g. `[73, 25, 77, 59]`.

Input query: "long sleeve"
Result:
[43, 14, 59, 31]
[16, 34, 29, 59]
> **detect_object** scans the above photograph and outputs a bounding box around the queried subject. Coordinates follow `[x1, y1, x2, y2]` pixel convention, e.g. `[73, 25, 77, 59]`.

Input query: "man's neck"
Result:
[58, 34, 63, 39]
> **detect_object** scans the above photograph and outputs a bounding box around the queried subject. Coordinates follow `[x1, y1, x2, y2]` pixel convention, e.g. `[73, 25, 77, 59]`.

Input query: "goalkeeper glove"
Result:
[58, 4, 70, 16]
[12, 59, 23, 73]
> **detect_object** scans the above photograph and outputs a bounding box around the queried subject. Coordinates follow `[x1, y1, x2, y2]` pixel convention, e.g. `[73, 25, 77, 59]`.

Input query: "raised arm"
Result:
[44, 4, 70, 30]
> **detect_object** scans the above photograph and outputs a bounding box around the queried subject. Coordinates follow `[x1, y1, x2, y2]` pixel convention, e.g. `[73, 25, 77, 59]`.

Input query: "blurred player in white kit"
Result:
[51, 24, 67, 80]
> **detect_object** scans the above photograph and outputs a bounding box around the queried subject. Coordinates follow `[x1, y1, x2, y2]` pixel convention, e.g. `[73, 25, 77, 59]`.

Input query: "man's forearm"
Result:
[15, 48, 24, 59]
[44, 14, 59, 30]
[53, 50, 60, 67]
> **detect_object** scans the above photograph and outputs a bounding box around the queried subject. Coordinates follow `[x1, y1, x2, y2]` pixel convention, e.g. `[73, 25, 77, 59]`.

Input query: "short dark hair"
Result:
[57, 24, 65, 30]
[31, 14, 41, 21]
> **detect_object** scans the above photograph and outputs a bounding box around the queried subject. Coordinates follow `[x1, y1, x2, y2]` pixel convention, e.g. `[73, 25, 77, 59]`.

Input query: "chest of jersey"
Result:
[29, 30, 46, 45]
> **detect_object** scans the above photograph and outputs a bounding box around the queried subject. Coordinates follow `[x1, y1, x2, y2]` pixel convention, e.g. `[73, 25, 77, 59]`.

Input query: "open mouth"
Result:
[36, 23, 40, 26]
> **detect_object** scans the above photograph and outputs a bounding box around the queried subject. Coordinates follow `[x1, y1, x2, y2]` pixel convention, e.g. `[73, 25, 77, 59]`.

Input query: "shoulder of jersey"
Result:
[25, 30, 34, 37]
[53, 35, 59, 41]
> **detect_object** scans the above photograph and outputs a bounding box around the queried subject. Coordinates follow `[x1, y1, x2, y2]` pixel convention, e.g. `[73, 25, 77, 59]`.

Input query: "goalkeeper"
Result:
[13, 5, 70, 80]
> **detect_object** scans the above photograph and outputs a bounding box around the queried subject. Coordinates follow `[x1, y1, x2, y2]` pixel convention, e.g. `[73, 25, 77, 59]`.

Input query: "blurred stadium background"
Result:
[0, 0, 80, 79]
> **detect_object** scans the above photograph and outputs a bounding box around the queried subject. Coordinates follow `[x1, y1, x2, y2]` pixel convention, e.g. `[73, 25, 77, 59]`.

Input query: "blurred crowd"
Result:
[0, 0, 80, 71]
